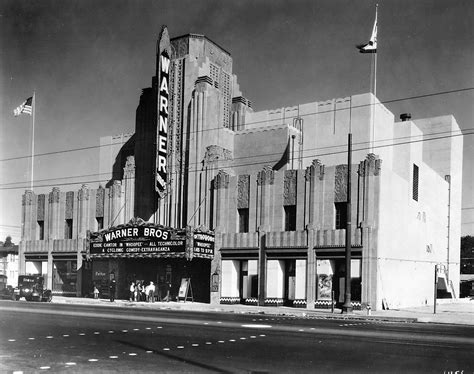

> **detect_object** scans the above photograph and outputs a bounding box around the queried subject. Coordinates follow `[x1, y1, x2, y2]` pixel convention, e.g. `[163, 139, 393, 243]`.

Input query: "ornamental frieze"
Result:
[305, 159, 325, 181]
[78, 184, 89, 201]
[48, 187, 60, 204]
[123, 156, 135, 178]
[237, 175, 250, 209]
[257, 165, 274, 186]
[213, 170, 230, 190]
[171, 38, 189, 59]
[203, 145, 233, 167]
[358, 153, 382, 177]
[109, 180, 122, 198]
[22, 190, 34, 206]
[284, 170, 297, 206]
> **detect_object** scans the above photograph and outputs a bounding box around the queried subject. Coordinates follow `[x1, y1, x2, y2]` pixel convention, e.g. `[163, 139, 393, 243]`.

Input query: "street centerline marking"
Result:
[241, 324, 272, 329]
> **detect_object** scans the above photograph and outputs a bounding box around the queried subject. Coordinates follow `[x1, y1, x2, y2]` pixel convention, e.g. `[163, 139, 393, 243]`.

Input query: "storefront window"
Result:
[52, 260, 77, 296]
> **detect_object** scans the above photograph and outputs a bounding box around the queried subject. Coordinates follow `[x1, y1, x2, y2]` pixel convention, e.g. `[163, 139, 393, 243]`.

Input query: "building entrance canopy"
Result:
[87, 217, 214, 260]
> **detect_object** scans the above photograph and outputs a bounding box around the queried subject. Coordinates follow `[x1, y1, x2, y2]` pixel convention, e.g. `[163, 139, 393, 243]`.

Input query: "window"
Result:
[335, 202, 347, 229]
[37, 220, 44, 240]
[238, 208, 249, 233]
[284, 205, 296, 231]
[413, 164, 419, 201]
[65, 219, 73, 239]
[96, 217, 104, 231]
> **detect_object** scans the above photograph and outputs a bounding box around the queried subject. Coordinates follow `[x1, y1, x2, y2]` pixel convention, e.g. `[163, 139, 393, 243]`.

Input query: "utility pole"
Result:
[342, 133, 353, 314]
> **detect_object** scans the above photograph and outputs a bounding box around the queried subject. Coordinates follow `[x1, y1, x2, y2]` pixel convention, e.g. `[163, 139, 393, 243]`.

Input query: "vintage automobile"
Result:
[0, 275, 15, 300]
[14, 275, 52, 302]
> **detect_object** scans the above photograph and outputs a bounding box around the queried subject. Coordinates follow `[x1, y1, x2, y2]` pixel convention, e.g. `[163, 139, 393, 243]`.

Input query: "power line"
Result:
[1, 87, 472, 164]
[0, 127, 470, 188]
[1, 128, 471, 191]
[1, 126, 470, 188]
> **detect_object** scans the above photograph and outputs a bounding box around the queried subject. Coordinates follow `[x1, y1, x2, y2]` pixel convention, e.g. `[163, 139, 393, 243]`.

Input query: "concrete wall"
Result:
[376, 115, 460, 308]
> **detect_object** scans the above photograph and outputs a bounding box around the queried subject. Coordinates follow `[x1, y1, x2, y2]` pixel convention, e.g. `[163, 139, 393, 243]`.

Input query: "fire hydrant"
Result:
[366, 303, 372, 316]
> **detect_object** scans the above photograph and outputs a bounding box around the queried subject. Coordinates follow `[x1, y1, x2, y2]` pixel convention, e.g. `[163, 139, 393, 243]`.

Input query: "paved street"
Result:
[1, 300, 473, 373]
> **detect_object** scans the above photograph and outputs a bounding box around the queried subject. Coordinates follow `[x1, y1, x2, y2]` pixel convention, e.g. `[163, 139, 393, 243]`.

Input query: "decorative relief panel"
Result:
[257, 165, 275, 186]
[65, 191, 74, 219]
[213, 170, 230, 190]
[22, 191, 34, 206]
[358, 153, 382, 177]
[78, 184, 89, 201]
[96, 187, 105, 217]
[48, 187, 60, 204]
[284, 170, 297, 206]
[109, 180, 122, 199]
[203, 145, 233, 167]
[334, 165, 348, 203]
[123, 156, 135, 178]
[171, 37, 189, 59]
[237, 175, 250, 209]
[37, 194, 45, 220]
[305, 159, 325, 182]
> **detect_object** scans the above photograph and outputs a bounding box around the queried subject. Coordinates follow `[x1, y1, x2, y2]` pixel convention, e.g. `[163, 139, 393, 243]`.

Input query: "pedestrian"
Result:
[93, 286, 99, 299]
[163, 280, 171, 302]
[135, 282, 141, 302]
[148, 281, 155, 303]
[129, 281, 135, 301]
[144, 282, 150, 302]
[109, 279, 116, 302]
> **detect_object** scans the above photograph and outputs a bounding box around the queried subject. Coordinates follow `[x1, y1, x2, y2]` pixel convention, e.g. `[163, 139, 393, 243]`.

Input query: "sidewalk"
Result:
[51, 296, 474, 326]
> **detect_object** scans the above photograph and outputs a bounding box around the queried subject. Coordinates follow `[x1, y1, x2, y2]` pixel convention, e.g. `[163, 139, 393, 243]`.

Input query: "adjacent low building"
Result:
[19, 26, 462, 309]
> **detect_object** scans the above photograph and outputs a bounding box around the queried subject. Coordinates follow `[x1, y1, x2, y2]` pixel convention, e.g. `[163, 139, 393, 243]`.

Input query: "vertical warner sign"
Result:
[156, 27, 171, 196]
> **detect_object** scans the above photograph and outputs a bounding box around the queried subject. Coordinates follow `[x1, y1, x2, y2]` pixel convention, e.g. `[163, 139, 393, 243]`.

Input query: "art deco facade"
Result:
[20, 27, 462, 309]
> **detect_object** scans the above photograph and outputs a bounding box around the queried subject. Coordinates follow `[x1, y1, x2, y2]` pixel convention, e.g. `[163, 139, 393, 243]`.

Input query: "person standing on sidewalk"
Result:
[148, 281, 155, 303]
[109, 279, 116, 302]
[129, 281, 135, 301]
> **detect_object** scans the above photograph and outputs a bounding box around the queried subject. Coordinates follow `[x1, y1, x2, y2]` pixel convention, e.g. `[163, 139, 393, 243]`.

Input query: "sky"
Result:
[0, 0, 473, 243]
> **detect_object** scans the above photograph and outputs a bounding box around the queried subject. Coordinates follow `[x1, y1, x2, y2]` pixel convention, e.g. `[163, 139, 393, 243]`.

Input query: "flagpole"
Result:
[31, 91, 36, 190]
[374, 4, 378, 98]
[371, 4, 378, 153]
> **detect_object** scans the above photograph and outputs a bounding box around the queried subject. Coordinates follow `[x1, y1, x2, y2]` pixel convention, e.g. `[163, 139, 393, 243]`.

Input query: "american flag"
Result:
[14, 96, 33, 116]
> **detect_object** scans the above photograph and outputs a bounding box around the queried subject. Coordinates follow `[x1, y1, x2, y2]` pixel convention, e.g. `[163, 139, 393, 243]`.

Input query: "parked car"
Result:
[14, 275, 52, 302]
[0, 275, 15, 300]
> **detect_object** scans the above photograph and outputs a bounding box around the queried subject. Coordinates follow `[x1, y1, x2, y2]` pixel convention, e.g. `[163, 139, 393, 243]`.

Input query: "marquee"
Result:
[87, 218, 214, 260]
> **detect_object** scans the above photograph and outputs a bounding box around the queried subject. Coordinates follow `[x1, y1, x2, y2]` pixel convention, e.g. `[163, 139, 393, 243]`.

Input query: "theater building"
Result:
[19, 26, 462, 309]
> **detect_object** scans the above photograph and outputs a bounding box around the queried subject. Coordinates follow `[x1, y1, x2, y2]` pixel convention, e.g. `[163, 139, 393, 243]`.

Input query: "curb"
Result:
[51, 297, 419, 324]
